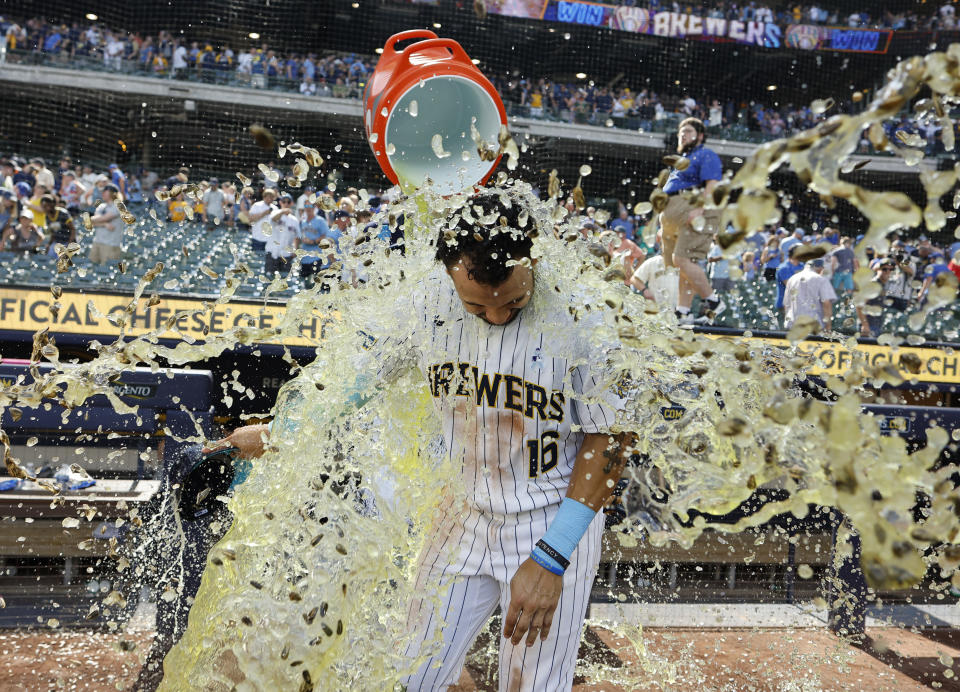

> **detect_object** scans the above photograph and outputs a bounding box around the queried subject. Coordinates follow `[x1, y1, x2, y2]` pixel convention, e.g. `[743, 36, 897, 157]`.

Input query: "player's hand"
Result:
[503, 558, 563, 647]
[203, 423, 271, 459]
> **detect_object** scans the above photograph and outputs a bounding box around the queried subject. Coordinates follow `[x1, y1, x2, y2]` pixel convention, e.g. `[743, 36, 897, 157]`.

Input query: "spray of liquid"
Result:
[2, 45, 960, 690]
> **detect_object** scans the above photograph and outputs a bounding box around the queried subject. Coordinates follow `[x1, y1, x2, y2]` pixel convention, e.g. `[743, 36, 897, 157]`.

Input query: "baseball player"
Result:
[218, 187, 631, 691]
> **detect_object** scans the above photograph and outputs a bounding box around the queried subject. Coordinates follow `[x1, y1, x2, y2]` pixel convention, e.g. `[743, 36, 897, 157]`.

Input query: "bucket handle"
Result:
[385, 30, 439, 54]
[401, 38, 473, 69]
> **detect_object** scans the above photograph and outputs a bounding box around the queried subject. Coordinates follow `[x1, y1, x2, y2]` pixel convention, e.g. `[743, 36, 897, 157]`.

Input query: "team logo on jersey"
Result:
[427, 361, 565, 423]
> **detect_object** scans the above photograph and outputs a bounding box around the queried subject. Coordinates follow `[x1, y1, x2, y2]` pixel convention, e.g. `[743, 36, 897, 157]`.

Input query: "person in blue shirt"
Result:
[919, 253, 951, 305]
[780, 227, 803, 258]
[610, 207, 634, 240]
[775, 244, 805, 325]
[659, 117, 726, 324]
[42, 29, 62, 54]
[761, 235, 783, 281]
[299, 203, 339, 292]
[108, 164, 127, 198]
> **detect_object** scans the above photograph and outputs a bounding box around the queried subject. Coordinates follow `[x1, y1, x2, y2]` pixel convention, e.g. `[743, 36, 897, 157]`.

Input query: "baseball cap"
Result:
[103, 182, 120, 194]
[19, 208, 33, 220]
[14, 181, 31, 197]
[108, 163, 119, 170]
[332, 209, 351, 220]
[278, 192, 293, 201]
[209, 177, 219, 185]
[808, 258, 824, 268]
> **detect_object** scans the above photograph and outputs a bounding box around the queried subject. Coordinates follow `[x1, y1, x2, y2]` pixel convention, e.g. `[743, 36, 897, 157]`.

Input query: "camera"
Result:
[893, 251, 907, 264]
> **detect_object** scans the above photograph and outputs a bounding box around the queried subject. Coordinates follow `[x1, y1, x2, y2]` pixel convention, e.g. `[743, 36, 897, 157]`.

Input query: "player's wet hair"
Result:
[435, 192, 534, 286]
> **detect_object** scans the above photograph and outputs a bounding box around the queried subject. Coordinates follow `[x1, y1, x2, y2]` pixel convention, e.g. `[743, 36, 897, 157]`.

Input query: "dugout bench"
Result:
[0, 359, 214, 627]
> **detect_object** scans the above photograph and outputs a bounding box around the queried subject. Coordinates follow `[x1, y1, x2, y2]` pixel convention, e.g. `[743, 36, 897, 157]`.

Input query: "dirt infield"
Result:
[0, 624, 957, 691]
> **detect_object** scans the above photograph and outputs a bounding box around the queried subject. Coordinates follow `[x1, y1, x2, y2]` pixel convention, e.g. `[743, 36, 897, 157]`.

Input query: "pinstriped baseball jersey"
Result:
[386, 265, 624, 518]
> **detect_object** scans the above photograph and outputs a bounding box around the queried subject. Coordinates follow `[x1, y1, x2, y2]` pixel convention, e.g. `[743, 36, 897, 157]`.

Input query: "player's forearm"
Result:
[566, 432, 631, 511]
[529, 432, 632, 576]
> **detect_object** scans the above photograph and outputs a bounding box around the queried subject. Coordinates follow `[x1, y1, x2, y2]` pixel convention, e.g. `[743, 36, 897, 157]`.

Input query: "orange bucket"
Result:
[363, 30, 507, 194]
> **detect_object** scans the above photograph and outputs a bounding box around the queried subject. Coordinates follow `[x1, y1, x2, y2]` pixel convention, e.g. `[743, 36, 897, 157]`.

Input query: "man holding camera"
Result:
[880, 241, 916, 312]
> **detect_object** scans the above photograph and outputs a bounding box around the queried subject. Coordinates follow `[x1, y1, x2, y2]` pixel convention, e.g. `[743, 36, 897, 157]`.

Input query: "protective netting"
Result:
[2, 1, 960, 690]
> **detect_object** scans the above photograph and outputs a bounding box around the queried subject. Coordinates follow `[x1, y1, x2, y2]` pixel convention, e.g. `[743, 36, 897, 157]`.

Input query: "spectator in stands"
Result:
[165, 166, 190, 190]
[918, 252, 952, 305]
[197, 44, 217, 83]
[857, 259, 897, 337]
[57, 171, 84, 215]
[25, 184, 49, 229]
[221, 181, 236, 228]
[780, 227, 804, 257]
[740, 250, 757, 281]
[299, 202, 336, 291]
[236, 185, 254, 230]
[265, 192, 300, 277]
[300, 74, 317, 96]
[31, 157, 54, 190]
[201, 178, 224, 230]
[126, 174, 145, 206]
[330, 209, 357, 283]
[784, 258, 837, 331]
[171, 40, 188, 79]
[80, 163, 98, 190]
[39, 194, 75, 254]
[948, 249, 960, 284]
[760, 234, 782, 281]
[879, 243, 915, 311]
[608, 234, 646, 288]
[0, 190, 16, 234]
[610, 206, 634, 240]
[108, 163, 127, 198]
[660, 117, 725, 325]
[248, 187, 277, 262]
[775, 244, 804, 323]
[216, 45, 234, 84]
[2, 208, 44, 253]
[104, 30, 124, 70]
[0, 159, 15, 193]
[630, 233, 679, 311]
[706, 234, 733, 295]
[236, 46, 254, 84]
[89, 183, 125, 264]
[828, 236, 857, 295]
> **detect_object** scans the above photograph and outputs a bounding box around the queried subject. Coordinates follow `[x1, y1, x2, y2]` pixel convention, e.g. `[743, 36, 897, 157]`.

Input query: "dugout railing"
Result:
[595, 398, 960, 638]
[0, 359, 214, 627]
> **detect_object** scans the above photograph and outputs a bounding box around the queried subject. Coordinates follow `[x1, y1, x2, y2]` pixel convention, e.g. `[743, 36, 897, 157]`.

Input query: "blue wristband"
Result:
[530, 549, 564, 576]
[530, 497, 596, 573]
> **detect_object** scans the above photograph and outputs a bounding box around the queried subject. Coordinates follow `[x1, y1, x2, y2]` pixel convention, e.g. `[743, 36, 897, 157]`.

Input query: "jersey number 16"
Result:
[527, 430, 560, 478]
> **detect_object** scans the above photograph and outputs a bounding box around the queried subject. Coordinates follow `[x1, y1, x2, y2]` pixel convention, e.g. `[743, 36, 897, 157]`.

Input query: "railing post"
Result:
[826, 514, 867, 640]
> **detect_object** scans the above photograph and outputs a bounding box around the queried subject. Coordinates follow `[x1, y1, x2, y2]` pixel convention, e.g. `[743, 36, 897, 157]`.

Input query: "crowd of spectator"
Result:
[2, 16, 377, 98]
[494, 76, 953, 154]
[0, 153, 402, 294]
[607, 1, 960, 32]
[4, 12, 956, 154]
[582, 200, 960, 336]
[0, 150, 957, 337]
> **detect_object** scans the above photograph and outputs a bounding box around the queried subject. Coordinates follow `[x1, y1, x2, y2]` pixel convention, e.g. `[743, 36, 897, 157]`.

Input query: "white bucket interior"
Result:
[385, 75, 503, 194]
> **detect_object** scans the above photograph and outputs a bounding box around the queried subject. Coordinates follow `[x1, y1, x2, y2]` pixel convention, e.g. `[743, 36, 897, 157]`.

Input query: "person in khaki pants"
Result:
[89, 183, 125, 264]
[659, 117, 725, 325]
